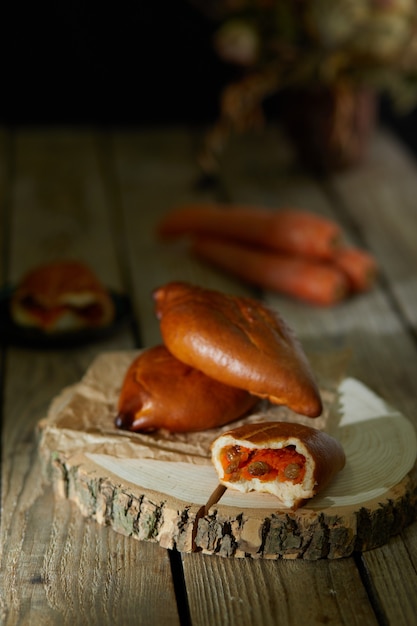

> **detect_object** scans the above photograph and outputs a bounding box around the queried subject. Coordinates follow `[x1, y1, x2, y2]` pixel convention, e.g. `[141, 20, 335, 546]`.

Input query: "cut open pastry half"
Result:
[211, 422, 346, 509]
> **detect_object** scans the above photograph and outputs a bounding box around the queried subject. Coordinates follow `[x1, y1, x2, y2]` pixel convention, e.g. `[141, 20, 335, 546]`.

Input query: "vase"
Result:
[281, 84, 377, 173]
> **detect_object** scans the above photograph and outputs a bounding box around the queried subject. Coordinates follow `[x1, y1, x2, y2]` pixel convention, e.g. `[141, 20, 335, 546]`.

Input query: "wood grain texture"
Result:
[183, 551, 379, 626]
[213, 124, 417, 625]
[2, 453, 179, 626]
[195, 473, 416, 560]
[109, 126, 415, 623]
[37, 354, 417, 561]
[111, 128, 253, 348]
[0, 128, 179, 625]
[361, 529, 417, 624]
[45, 452, 201, 553]
[330, 129, 417, 330]
[2, 124, 417, 625]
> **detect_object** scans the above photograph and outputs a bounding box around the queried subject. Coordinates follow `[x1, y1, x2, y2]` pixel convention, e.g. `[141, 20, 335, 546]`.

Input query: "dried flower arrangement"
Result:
[192, 0, 417, 173]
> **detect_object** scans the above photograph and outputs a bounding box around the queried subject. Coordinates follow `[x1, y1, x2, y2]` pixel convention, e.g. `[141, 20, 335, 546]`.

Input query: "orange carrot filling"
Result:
[220, 444, 306, 484]
[21, 296, 103, 325]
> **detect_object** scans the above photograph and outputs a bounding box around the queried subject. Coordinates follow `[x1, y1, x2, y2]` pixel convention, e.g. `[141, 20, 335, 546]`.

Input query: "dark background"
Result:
[5, 3, 230, 126]
[4, 2, 417, 156]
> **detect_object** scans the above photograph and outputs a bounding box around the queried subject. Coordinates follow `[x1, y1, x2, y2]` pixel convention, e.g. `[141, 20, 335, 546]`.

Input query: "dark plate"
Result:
[0, 286, 132, 349]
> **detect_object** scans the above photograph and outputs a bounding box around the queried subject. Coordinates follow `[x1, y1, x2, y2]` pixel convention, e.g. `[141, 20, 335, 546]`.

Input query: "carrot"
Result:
[333, 246, 378, 292]
[158, 203, 343, 260]
[192, 237, 349, 306]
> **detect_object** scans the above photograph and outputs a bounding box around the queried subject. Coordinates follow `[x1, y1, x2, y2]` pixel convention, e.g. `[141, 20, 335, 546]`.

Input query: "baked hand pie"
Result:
[11, 260, 115, 333]
[211, 421, 345, 509]
[153, 281, 322, 417]
[115, 345, 258, 433]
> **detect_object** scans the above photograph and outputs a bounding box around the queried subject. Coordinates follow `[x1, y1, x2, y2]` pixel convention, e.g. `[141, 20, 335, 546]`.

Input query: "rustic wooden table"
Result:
[1, 124, 417, 626]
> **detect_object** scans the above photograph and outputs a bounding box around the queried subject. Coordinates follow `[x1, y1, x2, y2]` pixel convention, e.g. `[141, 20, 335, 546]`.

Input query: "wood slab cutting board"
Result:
[38, 351, 417, 560]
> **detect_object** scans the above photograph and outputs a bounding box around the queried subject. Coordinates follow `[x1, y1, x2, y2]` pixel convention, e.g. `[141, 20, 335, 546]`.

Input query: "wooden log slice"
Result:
[38, 352, 417, 560]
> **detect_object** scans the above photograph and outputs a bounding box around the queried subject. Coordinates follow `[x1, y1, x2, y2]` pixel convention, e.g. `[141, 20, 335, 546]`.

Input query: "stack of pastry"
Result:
[115, 281, 345, 509]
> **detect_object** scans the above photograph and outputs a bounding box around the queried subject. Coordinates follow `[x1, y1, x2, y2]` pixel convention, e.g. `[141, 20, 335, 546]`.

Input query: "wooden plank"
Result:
[329, 128, 417, 330]
[214, 124, 417, 625]
[183, 551, 378, 626]
[325, 127, 417, 626]
[109, 126, 382, 623]
[213, 125, 417, 424]
[8, 129, 121, 284]
[357, 530, 417, 626]
[0, 128, 180, 625]
[39, 353, 417, 560]
[111, 127, 253, 348]
[2, 449, 178, 626]
[3, 123, 414, 624]
[218, 124, 340, 221]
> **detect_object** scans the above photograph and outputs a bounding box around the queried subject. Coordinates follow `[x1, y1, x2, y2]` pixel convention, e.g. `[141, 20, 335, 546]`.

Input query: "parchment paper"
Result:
[38, 349, 350, 467]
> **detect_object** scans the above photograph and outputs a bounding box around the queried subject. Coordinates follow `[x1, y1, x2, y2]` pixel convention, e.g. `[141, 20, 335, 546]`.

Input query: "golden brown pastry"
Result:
[211, 421, 346, 509]
[11, 260, 115, 333]
[153, 281, 322, 417]
[115, 345, 258, 433]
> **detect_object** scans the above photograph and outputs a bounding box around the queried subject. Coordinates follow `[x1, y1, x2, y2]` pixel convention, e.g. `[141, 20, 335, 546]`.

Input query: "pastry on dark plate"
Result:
[11, 260, 115, 333]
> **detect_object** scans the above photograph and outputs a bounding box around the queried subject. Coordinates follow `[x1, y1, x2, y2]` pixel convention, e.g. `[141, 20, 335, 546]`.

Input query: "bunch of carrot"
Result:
[157, 203, 378, 306]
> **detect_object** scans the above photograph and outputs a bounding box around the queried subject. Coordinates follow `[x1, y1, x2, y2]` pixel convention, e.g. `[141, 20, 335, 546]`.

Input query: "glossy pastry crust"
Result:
[153, 281, 322, 417]
[211, 421, 346, 509]
[11, 260, 115, 332]
[115, 345, 258, 433]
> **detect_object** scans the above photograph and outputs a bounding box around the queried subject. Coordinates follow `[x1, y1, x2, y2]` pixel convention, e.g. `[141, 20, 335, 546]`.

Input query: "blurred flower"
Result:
[308, 0, 416, 63]
[193, 0, 417, 173]
[205, 0, 417, 99]
[214, 19, 260, 66]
